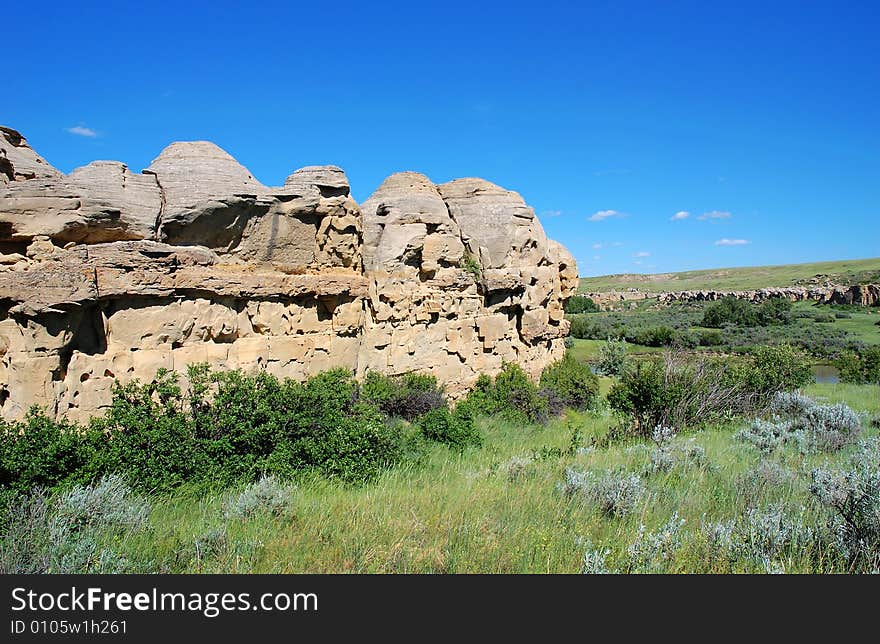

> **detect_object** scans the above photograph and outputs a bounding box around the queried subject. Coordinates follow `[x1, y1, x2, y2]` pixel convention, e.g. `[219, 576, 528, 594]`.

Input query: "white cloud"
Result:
[66, 125, 97, 137]
[714, 238, 750, 246]
[588, 209, 626, 222]
[611, 241, 623, 247]
[541, 210, 562, 218]
[592, 243, 603, 249]
[633, 251, 650, 258]
[698, 210, 731, 220]
[593, 255, 601, 261]
[670, 210, 690, 221]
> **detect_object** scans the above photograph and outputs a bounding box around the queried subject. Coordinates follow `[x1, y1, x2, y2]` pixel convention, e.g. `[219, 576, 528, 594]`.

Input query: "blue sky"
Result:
[5, 0, 878, 276]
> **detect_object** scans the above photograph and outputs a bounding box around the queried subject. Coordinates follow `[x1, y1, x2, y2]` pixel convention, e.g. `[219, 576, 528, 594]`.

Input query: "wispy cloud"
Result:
[633, 251, 651, 258]
[670, 210, 690, 221]
[66, 125, 98, 138]
[588, 209, 626, 222]
[715, 238, 750, 246]
[541, 209, 562, 218]
[698, 210, 731, 220]
[593, 255, 601, 261]
[592, 243, 604, 250]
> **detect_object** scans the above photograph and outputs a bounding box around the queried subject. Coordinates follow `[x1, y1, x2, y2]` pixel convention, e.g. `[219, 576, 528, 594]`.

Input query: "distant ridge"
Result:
[579, 257, 880, 294]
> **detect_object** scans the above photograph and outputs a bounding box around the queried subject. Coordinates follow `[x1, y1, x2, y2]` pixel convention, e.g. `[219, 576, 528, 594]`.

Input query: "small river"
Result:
[812, 364, 840, 384]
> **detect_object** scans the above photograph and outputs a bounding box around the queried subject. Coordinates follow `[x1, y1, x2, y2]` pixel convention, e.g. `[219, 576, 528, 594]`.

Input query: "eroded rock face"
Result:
[0, 128, 577, 421]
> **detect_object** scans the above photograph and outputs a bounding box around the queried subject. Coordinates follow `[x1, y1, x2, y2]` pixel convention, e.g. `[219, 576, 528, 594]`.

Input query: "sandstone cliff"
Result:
[0, 127, 576, 421]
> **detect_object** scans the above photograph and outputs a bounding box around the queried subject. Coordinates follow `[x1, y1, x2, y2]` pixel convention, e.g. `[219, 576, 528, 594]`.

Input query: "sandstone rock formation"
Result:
[0, 128, 576, 422]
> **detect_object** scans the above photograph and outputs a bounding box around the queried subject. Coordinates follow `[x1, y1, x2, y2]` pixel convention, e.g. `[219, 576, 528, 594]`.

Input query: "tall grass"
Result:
[24, 382, 873, 573]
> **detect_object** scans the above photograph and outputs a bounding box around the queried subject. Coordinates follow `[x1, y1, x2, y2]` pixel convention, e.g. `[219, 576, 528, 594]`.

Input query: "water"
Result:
[812, 364, 840, 384]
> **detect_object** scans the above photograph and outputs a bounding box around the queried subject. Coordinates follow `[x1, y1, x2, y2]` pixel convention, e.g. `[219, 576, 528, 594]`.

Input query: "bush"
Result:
[462, 363, 549, 424]
[94, 369, 206, 491]
[1, 366, 412, 496]
[608, 352, 752, 434]
[0, 409, 101, 506]
[728, 344, 813, 397]
[539, 353, 600, 411]
[418, 406, 482, 451]
[835, 347, 880, 385]
[632, 325, 677, 347]
[702, 297, 759, 328]
[800, 403, 862, 452]
[223, 475, 293, 519]
[565, 296, 599, 314]
[697, 329, 724, 346]
[360, 371, 445, 421]
[738, 392, 862, 454]
[0, 476, 150, 574]
[702, 504, 816, 572]
[562, 468, 645, 518]
[568, 315, 601, 340]
[597, 337, 628, 375]
[758, 298, 793, 325]
[627, 512, 686, 573]
[810, 440, 880, 571]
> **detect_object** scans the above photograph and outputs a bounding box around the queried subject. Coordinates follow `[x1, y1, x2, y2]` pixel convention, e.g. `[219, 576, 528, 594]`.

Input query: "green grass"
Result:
[579, 257, 880, 293]
[94, 381, 879, 573]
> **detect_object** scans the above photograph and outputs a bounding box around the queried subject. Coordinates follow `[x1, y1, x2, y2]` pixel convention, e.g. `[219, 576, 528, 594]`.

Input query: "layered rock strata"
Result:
[0, 128, 576, 421]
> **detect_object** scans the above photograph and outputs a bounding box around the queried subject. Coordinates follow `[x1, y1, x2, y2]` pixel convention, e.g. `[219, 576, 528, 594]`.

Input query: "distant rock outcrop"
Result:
[0, 128, 575, 421]
[584, 284, 880, 310]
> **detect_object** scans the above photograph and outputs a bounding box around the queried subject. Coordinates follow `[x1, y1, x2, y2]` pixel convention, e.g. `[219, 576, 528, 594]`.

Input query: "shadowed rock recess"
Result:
[0, 127, 577, 421]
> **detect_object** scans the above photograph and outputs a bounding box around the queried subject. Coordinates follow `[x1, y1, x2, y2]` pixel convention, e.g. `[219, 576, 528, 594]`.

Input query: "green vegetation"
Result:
[2, 307, 878, 573]
[579, 257, 880, 293]
[568, 299, 879, 360]
[835, 347, 880, 385]
[2, 377, 876, 573]
[564, 295, 599, 314]
[459, 252, 482, 281]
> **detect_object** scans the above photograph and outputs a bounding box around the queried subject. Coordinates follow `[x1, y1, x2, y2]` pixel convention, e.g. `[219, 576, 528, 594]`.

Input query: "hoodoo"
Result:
[0, 127, 577, 421]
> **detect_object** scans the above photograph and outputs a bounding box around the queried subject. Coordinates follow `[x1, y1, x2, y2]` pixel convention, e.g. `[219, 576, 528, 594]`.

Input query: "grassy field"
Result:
[579, 257, 880, 293]
[90, 381, 878, 573]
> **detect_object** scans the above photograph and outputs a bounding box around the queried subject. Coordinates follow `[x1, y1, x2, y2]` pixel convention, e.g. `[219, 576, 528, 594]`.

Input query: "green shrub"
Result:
[565, 296, 599, 314]
[539, 353, 600, 411]
[460, 364, 549, 424]
[697, 329, 724, 346]
[93, 370, 202, 492]
[568, 315, 601, 340]
[0, 409, 101, 505]
[702, 297, 759, 328]
[418, 405, 481, 450]
[730, 344, 814, 395]
[632, 325, 678, 347]
[1, 366, 411, 496]
[597, 337, 628, 376]
[359, 371, 445, 420]
[492, 363, 549, 423]
[757, 298, 793, 325]
[459, 252, 482, 281]
[835, 347, 880, 385]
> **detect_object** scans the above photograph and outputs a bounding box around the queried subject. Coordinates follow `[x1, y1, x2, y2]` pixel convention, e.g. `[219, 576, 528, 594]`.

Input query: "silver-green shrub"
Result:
[810, 439, 880, 571]
[628, 512, 686, 573]
[223, 475, 293, 520]
[701, 504, 815, 571]
[581, 541, 614, 574]
[563, 468, 645, 518]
